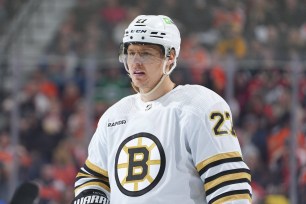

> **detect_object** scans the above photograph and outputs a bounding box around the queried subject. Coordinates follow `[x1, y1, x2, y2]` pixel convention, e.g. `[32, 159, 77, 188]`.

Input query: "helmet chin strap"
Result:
[138, 57, 176, 97]
[133, 57, 176, 97]
[139, 74, 168, 97]
[133, 58, 176, 97]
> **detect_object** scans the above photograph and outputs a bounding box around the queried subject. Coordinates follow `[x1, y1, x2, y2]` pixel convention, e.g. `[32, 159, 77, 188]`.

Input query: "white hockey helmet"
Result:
[119, 15, 181, 66]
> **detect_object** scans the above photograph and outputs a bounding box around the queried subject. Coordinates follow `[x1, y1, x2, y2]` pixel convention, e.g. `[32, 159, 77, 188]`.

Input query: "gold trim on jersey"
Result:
[76, 172, 109, 184]
[74, 159, 110, 194]
[85, 159, 109, 177]
[204, 172, 251, 191]
[196, 152, 252, 203]
[196, 151, 242, 173]
[117, 159, 161, 169]
[213, 194, 252, 204]
[75, 181, 110, 194]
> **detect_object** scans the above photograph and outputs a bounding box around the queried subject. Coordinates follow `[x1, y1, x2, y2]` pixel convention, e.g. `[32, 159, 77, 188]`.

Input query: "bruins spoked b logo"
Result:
[115, 133, 166, 196]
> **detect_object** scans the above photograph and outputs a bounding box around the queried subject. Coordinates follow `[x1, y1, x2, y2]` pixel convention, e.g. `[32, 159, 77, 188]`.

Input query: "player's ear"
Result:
[167, 49, 176, 66]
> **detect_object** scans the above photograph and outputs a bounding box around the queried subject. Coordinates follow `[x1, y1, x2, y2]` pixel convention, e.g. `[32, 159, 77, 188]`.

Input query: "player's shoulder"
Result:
[174, 84, 227, 109]
[178, 84, 218, 96]
[96, 94, 137, 126]
[104, 94, 137, 116]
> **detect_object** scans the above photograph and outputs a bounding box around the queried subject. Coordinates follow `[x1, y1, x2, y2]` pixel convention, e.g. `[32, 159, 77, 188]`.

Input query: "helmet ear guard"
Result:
[118, 42, 125, 63]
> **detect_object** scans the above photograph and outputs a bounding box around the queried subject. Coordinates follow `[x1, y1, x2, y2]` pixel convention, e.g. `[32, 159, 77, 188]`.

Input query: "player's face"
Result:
[126, 44, 165, 93]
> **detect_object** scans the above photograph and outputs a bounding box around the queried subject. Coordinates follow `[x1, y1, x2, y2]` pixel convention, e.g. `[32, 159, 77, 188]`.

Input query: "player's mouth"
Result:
[133, 70, 145, 76]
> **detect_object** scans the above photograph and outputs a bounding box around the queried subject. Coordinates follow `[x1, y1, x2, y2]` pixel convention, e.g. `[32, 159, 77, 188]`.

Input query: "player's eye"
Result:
[139, 51, 153, 57]
[127, 51, 136, 56]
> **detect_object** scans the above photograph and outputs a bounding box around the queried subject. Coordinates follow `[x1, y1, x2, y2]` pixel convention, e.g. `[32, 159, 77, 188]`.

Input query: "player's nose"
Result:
[130, 54, 144, 66]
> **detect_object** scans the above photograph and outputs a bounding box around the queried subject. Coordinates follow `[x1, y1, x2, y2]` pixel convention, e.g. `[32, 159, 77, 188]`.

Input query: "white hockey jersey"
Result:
[74, 85, 252, 204]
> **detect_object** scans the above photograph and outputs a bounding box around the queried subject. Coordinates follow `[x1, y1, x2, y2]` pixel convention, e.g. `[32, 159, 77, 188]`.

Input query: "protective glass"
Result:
[127, 52, 164, 65]
[119, 43, 165, 65]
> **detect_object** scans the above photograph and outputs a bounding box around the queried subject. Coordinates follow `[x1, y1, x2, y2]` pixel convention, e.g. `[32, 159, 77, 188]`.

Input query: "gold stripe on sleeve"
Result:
[196, 151, 242, 172]
[75, 181, 111, 194]
[204, 172, 251, 191]
[85, 159, 108, 177]
[76, 172, 109, 183]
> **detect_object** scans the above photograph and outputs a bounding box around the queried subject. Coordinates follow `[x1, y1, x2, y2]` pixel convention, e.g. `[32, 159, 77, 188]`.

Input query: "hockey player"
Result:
[72, 15, 252, 204]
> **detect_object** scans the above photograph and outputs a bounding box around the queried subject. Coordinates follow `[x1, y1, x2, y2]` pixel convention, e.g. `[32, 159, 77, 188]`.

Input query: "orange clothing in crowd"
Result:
[267, 127, 305, 163]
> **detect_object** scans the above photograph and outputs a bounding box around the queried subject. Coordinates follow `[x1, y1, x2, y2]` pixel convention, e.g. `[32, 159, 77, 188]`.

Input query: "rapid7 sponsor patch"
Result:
[108, 120, 126, 127]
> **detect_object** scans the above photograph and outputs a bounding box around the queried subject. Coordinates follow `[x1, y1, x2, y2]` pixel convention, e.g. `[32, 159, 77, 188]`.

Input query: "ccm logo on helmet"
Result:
[130, 29, 147, 33]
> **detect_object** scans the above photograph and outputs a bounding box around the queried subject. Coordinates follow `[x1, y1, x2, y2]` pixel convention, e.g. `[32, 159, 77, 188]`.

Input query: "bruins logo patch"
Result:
[114, 132, 166, 197]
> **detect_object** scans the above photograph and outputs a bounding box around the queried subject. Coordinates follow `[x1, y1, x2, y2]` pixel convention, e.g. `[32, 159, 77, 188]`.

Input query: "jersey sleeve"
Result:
[187, 100, 252, 204]
[74, 116, 110, 198]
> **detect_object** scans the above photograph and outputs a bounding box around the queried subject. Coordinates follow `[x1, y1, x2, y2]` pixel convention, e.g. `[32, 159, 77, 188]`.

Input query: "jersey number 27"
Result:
[209, 111, 236, 137]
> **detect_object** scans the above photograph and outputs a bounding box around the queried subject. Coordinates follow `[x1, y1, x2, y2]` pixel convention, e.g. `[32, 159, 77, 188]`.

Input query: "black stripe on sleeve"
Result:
[204, 168, 251, 183]
[75, 175, 109, 184]
[206, 178, 251, 196]
[199, 157, 243, 176]
[83, 163, 108, 179]
[208, 189, 252, 204]
[75, 178, 110, 190]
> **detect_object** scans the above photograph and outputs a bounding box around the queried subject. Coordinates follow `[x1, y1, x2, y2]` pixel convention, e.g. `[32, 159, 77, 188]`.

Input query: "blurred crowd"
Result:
[0, 0, 30, 37]
[0, 0, 306, 203]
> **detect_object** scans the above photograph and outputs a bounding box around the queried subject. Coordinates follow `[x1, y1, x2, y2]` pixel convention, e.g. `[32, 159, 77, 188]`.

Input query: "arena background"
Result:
[0, 0, 305, 203]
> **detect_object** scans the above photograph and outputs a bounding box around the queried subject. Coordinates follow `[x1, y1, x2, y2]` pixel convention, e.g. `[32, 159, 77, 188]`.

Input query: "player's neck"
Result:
[140, 77, 175, 102]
